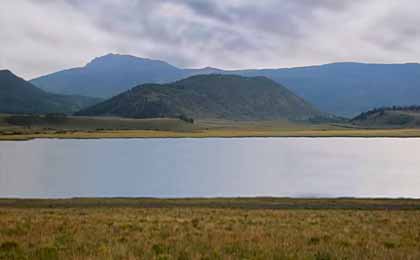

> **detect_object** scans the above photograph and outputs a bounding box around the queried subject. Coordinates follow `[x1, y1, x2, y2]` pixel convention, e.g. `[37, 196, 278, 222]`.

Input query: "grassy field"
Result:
[2, 114, 420, 140]
[1, 198, 420, 259]
[0, 115, 197, 132]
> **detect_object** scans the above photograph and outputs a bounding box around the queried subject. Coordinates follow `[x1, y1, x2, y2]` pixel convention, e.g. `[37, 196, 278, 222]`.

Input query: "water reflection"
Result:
[0, 138, 419, 198]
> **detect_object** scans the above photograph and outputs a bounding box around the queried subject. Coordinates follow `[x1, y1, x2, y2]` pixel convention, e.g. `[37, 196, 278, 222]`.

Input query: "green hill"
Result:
[77, 74, 322, 120]
[351, 106, 420, 128]
[0, 70, 100, 114]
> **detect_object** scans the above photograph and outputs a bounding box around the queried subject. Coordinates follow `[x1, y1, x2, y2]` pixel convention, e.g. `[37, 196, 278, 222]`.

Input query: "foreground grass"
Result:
[1, 198, 420, 259]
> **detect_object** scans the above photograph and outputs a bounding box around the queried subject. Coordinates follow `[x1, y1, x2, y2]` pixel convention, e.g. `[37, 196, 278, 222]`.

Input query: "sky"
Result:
[1, 0, 419, 79]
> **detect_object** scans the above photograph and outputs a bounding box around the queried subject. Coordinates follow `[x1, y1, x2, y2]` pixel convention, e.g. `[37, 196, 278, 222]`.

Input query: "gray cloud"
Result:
[1, 0, 420, 79]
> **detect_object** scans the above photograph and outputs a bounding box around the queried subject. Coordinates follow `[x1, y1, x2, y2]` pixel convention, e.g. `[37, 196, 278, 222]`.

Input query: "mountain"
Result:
[76, 74, 321, 120]
[31, 54, 420, 117]
[237, 63, 420, 117]
[31, 53, 187, 98]
[0, 70, 100, 114]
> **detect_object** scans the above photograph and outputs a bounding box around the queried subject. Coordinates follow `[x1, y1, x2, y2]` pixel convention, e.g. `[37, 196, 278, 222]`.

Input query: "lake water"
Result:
[0, 138, 419, 198]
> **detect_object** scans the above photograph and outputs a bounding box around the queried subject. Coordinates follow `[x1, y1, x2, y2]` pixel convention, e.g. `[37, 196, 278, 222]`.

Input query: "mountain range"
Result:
[76, 74, 321, 120]
[31, 54, 420, 117]
[0, 70, 100, 114]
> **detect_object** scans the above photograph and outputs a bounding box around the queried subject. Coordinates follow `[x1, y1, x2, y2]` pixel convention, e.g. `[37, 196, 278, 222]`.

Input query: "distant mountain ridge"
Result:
[31, 54, 420, 117]
[77, 74, 322, 120]
[238, 62, 420, 117]
[0, 70, 100, 114]
[31, 54, 186, 98]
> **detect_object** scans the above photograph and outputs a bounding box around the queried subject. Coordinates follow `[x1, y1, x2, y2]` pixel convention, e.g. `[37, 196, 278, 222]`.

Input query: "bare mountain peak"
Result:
[85, 53, 174, 69]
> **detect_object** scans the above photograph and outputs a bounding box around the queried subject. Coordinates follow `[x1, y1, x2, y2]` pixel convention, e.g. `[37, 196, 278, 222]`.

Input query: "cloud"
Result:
[0, 0, 419, 79]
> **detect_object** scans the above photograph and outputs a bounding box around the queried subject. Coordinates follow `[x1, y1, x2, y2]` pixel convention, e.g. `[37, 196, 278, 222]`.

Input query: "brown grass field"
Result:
[1, 198, 420, 259]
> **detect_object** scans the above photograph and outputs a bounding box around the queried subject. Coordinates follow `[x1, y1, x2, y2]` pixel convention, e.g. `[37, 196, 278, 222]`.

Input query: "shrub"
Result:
[0, 241, 22, 259]
[35, 247, 59, 260]
[191, 218, 200, 229]
[314, 251, 332, 260]
[0, 241, 19, 251]
[308, 237, 321, 245]
[178, 114, 194, 124]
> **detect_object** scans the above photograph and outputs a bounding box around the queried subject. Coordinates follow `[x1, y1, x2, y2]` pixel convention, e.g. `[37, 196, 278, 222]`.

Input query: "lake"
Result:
[0, 138, 419, 198]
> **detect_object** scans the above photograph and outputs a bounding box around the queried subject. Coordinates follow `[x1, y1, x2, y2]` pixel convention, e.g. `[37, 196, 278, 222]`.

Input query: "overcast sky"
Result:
[1, 0, 419, 79]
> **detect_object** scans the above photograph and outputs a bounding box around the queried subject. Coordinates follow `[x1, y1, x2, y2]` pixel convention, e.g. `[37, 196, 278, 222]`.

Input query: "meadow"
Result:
[1, 198, 420, 259]
[2, 114, 420, 140]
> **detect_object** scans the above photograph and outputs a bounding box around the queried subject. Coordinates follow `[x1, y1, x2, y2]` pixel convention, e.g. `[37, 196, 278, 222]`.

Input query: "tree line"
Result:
[352, 105, 420, 121]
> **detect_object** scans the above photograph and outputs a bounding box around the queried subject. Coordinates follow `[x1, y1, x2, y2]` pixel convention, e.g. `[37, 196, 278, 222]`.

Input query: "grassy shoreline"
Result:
[3, 115, 420, 140]
[2, 128, 420, 141]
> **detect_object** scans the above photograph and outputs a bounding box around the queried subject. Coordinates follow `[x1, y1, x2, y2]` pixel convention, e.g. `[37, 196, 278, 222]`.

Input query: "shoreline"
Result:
[1, 197, 420, 210]
[3, 128, 420, 141]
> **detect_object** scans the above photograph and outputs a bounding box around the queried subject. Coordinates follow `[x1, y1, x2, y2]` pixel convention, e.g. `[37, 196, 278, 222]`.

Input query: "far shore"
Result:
[2, 128, 420, 141]
[2, 115, 420, 140]
[1, 197, 420, 210]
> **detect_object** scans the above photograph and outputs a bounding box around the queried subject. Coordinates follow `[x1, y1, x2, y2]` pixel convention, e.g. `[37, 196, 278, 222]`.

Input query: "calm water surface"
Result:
[0, 138, 419, 198]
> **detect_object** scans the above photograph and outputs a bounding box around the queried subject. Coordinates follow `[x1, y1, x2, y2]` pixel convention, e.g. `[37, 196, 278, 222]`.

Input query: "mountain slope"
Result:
[31, 54, 420, 117]
[237, 62, 420, 117]
[77, 75, 321, 120]
[0, 70, 100, 114]
[351, 106, 420, 128]
[31, 53, 186, 98]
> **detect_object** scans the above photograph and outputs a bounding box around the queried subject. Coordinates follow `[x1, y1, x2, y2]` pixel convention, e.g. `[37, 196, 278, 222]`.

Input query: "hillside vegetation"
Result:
[77, 74, 322, 120]
[351, 106, 420, 128]
[0, 70, 100, 114]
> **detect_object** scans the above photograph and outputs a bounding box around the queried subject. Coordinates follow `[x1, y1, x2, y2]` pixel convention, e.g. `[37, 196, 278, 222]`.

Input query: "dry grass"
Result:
[1, 199, 420, 259]
[1, 208, 420, 259]
[3, 128, 420, 141]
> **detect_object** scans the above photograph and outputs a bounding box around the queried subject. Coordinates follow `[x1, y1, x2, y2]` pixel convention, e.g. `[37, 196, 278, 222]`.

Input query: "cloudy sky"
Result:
[1, 0, 419, 79]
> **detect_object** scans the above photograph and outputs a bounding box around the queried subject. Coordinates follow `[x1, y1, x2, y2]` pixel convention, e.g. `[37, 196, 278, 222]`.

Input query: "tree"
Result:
[178, 114, 194, 124]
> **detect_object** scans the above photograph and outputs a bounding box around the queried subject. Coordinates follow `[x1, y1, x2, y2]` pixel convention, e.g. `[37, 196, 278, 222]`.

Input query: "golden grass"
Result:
[1, 204, 420, 259]
[2, 128, 420, 141]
